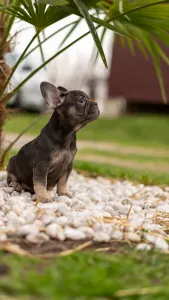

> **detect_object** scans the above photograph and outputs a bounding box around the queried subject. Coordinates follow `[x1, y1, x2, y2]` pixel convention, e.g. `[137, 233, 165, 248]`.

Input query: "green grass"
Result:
[78, 148, 169, 164]
[4, 113, 169, 148]
[4, 150, 169, 186]
[0, 250, 169, 299]
[74, 160, 169, 186]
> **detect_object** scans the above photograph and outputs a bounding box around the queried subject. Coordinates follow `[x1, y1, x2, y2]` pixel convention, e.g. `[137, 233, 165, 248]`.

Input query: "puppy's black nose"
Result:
[92, 102, 97, 105]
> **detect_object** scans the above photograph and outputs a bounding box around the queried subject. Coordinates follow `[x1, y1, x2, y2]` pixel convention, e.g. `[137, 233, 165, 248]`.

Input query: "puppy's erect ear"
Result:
[40, 82, 66, 109]
[58, 86, 68, 93]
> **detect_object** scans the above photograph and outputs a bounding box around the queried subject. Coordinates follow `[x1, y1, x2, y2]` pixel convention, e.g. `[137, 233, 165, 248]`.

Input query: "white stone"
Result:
[111, 230, 123, 240]
[94, 224, 113, 235]
[129, 217, 144, 228]
[155, 237, 169, 252]
[0, 171, 7, 179]
[17, 224, 39, 237]
[26, 233, 49, 244]
[37, 202, 58, 211]
[0, 198, 5, 207]
[132, 206, 142, 213]
[0, 233, 7, 241]
[126, 232, 141, 243]
[12, 204, 25, 215]
[21, 192, 32, 199]
[33, 220, 44, 229]
[2, 187, 14, 193]
[118, 207, 134, 216]
[1, 204, 11, 214]
[64, 227, 86, 240]
[136, 243, 152, 251]
[41, 214, 56, 225]
[108, 202, 123, 211]
[55, 216, 68, 227]
[79, 227, 94, 238]
[0, 211, 5, 217]
[57, 204, 70, 215]
[46, 223, 65, 240]
[7, 196, 26, 207]
[57, 195, 72, 205]
[144, 233, 158, 244]
[6, 211, 18, 220]
[157, 204, 169, 213]
[121, 198, 132, 205]
[104, 206, 117, 216]
[94, 232, 111, 242]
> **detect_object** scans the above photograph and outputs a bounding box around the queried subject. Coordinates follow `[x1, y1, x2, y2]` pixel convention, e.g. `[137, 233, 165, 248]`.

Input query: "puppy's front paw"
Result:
[9, 182, 22, 192]
[36, 196, 53, 204]
[59, 192, 72, 198]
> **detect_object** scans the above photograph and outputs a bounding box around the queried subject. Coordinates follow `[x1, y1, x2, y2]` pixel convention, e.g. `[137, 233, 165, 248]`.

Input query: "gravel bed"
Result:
[0, 171, 169, 252]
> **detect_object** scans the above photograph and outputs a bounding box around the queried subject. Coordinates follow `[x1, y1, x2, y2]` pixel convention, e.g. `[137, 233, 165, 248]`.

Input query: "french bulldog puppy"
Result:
[7, 82, 100, 203]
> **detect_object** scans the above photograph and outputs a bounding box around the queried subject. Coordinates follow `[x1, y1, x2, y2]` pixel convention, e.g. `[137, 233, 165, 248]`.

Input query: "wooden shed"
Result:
[108, 37, 169, 106]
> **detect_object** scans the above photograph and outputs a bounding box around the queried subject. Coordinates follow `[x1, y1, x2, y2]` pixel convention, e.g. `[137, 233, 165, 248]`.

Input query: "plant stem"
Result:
[0, 112, 49, 168]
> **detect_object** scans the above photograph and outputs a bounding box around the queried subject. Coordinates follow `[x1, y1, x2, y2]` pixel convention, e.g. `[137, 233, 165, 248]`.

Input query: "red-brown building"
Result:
[108, 37, 169, 106]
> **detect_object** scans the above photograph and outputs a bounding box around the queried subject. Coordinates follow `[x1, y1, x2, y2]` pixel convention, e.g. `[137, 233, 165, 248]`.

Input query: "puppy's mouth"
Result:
[87, 101, 100, 121]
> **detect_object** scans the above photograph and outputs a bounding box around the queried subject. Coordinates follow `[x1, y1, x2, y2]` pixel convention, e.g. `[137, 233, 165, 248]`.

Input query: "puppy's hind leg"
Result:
[7, 156, 22, 192]
[57, 162, 72, 198]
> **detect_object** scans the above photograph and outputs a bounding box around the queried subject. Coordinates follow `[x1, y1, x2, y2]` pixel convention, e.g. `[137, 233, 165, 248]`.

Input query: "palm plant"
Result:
[0, 0, 168, 167]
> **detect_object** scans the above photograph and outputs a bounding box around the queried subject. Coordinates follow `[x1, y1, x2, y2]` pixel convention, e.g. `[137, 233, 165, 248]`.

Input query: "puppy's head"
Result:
[40, 81, 100, 129]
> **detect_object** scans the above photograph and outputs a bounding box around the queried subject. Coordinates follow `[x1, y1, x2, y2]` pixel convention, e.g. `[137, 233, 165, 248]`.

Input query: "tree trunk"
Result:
[0, 59, 11, 168]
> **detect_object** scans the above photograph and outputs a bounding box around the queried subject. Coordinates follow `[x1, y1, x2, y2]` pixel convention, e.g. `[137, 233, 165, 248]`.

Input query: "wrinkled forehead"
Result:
[65, 90, 89, 103]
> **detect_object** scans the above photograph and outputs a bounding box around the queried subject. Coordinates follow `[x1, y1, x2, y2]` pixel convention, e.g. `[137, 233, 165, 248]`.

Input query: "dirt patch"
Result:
[5, 238, 130, 257]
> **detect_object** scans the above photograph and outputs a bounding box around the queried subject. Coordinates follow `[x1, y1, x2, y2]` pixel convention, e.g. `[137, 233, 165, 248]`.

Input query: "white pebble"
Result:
[46, 223, 65, 240]
[155, 237, 168, 252]
[57, 195, 72, 205]
[0, 233, 7, 241]
[38, 202, 58, 211]
[129, 217, 144, 228]
[56, 216, 68, 227]
[64, 227, 86, 240]
[17, 224, 39, 237]
[57, 204, 70, 215]
[94, 232, 111, 242]
[126, 232, 141, 243]
[132, 206, 142, 213]
[109, 202, 123, 211]
[79, 227, 94, 238]
[121, 198, 132, 205]
[104, 206, 117, 216]
[157, 204, 169, 213]
[136, 243, 152, 251]
[144, 233, 158, 245]
[41, 214, 56, 225]
[2, 187, 14, 193]
[0, 198, 5, 207]
[26, 233, 49, 244]
[111, 230, 123, 240]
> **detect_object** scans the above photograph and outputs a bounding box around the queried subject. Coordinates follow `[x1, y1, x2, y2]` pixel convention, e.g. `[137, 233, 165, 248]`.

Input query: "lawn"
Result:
[0, 250, 169, 299]
[74, 160, 169, 186]
[4, 112, 169, 148]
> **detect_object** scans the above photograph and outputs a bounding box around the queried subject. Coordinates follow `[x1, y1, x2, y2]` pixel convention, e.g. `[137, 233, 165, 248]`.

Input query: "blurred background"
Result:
[6, 15, 169, 115]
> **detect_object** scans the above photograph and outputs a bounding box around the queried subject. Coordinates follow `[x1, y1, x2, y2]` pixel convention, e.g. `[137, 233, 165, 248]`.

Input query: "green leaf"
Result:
[58, 17, 81, 49]
[39, 0, 69, 5]
[72, 0, 108, 68]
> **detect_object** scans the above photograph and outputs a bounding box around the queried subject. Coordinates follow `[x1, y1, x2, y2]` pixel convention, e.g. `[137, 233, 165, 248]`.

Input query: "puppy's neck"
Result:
[46, 111, 76, 148]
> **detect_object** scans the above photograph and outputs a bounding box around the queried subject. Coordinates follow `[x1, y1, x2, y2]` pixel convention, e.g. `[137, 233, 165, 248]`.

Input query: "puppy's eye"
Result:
[78, 97, 85, 104]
